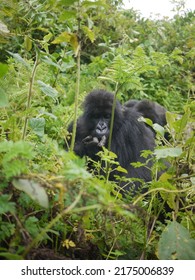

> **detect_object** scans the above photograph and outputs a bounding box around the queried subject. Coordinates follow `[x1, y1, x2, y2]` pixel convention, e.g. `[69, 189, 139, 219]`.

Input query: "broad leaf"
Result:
[13, 179, 49, 208]
[154, 147, 182, 159]
[37, 80, 58, 100]
[158, 221, 195, 260]
[29, 117, 45, 137]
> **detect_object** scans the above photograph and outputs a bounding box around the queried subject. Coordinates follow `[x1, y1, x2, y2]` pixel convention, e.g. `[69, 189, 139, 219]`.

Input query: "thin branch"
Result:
[70, 1, 81, 152]
[22, 51, 39, 140]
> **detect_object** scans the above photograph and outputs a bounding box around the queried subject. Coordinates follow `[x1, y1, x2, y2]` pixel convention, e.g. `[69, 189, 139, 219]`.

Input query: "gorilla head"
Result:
[82, 90, 123, 140]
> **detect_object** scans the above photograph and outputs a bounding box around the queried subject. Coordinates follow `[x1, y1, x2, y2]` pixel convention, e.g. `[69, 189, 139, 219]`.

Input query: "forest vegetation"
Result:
[0, 0, 194, 260]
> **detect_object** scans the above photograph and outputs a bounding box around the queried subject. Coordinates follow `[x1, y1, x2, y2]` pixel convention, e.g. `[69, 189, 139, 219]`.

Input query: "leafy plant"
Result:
[0, 0, 194, 260]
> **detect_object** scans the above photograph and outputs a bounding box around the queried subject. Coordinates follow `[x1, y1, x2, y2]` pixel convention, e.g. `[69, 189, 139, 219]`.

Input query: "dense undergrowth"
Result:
[0, 0, 194, 260]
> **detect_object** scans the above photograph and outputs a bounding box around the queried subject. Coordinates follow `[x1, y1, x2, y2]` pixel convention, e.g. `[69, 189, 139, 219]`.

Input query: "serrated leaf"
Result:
[29, 117, 45, 137]
[158, 221, 195, 260]
[0, 141, 34, 160]
[37, 80, 58, 100]
[0, 141, 34, 178]
[12, 179, 49, 208]
[154, 147, 182, 159]
[3, 159, 28, 178]
[0, 195, 15, 214]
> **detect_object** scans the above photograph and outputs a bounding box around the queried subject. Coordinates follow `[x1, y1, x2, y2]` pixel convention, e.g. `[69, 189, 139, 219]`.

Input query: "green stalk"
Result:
[106, 82, 119, 180]
[22, 51, 39, 140]
[70, 1, 81, 152]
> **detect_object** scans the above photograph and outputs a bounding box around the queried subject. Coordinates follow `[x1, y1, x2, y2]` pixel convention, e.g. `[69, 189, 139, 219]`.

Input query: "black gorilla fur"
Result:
[124, 99, 169, 142]
[67, 90, 168, 190]
[124, 99, 167, 128]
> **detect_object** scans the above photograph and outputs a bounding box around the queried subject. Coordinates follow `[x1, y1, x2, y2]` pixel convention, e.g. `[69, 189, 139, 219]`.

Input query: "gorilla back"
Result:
[68, 90, 156, 190]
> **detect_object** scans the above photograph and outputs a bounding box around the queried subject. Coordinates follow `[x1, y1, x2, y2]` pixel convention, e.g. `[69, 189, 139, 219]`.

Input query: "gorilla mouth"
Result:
[96, 127, 107, 136]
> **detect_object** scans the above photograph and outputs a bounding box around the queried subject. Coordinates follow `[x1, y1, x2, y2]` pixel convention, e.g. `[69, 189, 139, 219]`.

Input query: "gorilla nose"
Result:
[96, 122, 107, 135]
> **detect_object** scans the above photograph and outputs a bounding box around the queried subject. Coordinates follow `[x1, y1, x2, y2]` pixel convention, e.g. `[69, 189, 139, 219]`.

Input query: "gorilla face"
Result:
[90, 111, 111, 139]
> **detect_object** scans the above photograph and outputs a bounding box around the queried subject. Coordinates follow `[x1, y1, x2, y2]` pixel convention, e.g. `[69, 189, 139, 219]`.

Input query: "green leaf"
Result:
[0, 141, 34, 178]
[63, 155, 92, 180]
[82, 26, 95, 43]
[59, 10, 77, 21]
[153, 123, 165, 137]
[43, 32, 53, 42]
[3, 159, 28, 178]
[158, 182, 177, 209]
[0, 88, 9, 107]
[154, 147, 182, 159]
[24, 216, 39, 237]
[12, 179, 49, 208]
[51, 31, 71, 44]
[158, 221, 195, 260]
[0, 141, 34, 160]
[0, 222, 15, 239]
[29, 117, 45, 137]
[37, 80, 58, 100]
[24, 35, 32, 51]
[69, 33, 79, 53]
[41, 56, 61, 69]
[0, 195, 15, 214]
[7, 51, 30, 69]
[116, 166, 128, 174]
[0, 62, 8, 78]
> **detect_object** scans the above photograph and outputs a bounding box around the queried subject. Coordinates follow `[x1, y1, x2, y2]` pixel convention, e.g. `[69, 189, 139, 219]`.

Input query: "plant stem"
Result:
[106, 82, 119, 180]
[22, 52, 39, 140]
[70, 1, 81, 152]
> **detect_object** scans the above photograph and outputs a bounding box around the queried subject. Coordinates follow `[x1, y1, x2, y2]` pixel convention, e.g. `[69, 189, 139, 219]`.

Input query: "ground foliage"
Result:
[0, 0, 194, 260]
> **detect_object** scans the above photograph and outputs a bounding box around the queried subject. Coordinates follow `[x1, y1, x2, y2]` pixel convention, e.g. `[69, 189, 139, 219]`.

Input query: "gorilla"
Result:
[67, 89, 167, 191]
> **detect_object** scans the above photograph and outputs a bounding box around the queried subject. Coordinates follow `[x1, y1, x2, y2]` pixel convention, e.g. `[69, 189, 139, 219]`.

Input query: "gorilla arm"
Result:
[68, 116, 107, 158]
